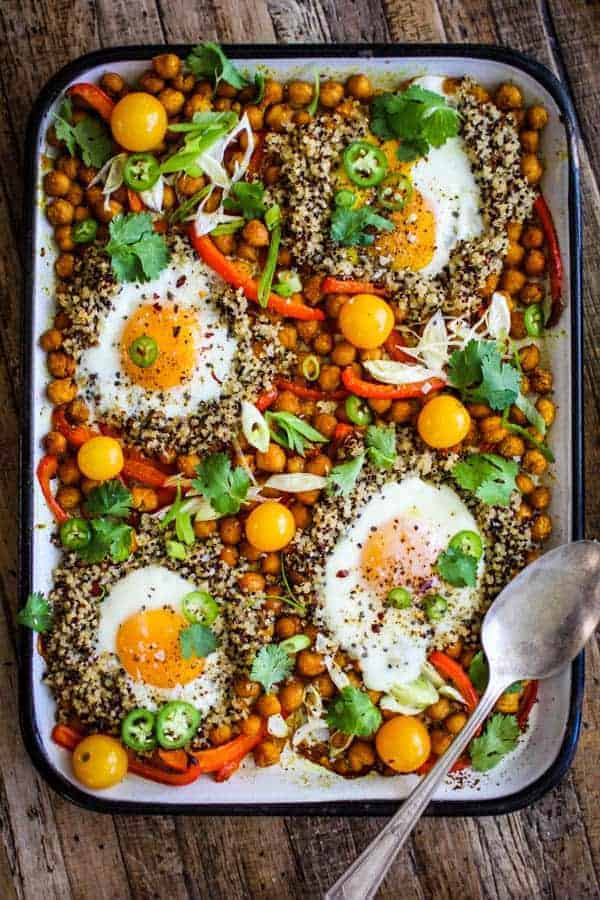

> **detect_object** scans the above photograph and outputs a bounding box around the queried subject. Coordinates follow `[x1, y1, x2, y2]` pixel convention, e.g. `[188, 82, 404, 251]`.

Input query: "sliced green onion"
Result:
[386, 587, 412, 609]
[169, 185, 211, 224]
[424, 594, 447, 622]
[165, 539, 187, 560]
[301, 354, 321, 382]
[211, 218, 245, 236]
[307, 68, 320, 117]
[334, 190, 356, 209]
[501, 409, 554, 461]
[514, 392, 547, 436]
[254, 71, 266, 104]
[279, 634, 311, 655]
[258, 205, 282, 308]
[273, 270, 302, 298]
[241, 400, 270, 453]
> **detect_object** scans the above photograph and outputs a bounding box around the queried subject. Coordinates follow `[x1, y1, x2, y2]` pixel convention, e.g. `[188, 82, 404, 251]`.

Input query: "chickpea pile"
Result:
[40, 59, 557, 781]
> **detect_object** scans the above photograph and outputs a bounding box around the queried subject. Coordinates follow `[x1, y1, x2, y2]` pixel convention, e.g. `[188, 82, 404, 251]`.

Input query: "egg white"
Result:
[317, 477, 484, 693]
[95, 565, 230, 714]
[78, 256, 237, 420]
[408, 75, 484, 277]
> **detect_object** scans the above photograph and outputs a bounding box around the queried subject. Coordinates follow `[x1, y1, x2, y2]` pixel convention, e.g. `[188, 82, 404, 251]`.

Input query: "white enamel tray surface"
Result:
[23, 49, 580, 812]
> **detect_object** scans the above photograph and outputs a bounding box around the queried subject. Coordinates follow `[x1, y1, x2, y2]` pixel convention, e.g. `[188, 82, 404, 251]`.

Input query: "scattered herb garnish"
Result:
[161, 485, 195, 546]
[223, 180, 266, 219]
[514, 392, 547, 437]
[258, 204, 282, 307]
[84, 480, 132, 518]
[17, 592, 53, 633]
[192, 452, 250, 515]
[265, 411, 328, 457]
[166, 539, 187, 561]
[470, 713, 520, 771]
[250, 644, 293, 693]
[436, 545, 478, 588]
[468, 651, 488, 693]
[330, 201, 394, 247]
[179, 623, 219, 660]
[162, 110, 238, 176]
[105, 213, 170, 283]
[326, 686, 382, 737]
[365, 424, 397, 469]
[78, 518, 134, 564]
[371, 85, 460, 161]
[448, 339, 520, 411]
[326, 453, 365, 496]
[169, 185, 211, 224]
[452, 452, 518, 507]
[53, 99, 112, 168]
[186, 42, 249, 89]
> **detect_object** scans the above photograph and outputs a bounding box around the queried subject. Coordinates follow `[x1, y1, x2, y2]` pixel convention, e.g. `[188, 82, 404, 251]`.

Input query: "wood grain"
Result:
[0, 1, 598, 898]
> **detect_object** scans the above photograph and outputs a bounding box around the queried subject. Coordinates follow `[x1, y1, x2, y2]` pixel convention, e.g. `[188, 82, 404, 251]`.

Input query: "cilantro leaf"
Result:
[330, 205, 394, 247]
[17, 592, 53, 633]
[161, 485, 195, 546]
[265, 411, 328, 457]
[437, 545, 478, 587]
[365, 424, 397, 469]
[468, 651, 489, 694]
[53, 102, 77, 155]
[254, 71, 266, 104]
[105, 213, 170, 283]
[326, 686, 382, 737]
[192, 452, 250, 515]
[452, 453, 518, 507]
[470, 713, 520, 772]
[223, 181, 266, 219]
[84, 480, 132, 518]
[370, 86, 459, 160]
[186, 42, 248, 89]
[449, 340, 520, 411]
[53, 103, 112, 168]
[78, 518, 134, 564]
[180, 623, 219, 660]
[327, 453, 365, 496]
[250, 644, 293, 693]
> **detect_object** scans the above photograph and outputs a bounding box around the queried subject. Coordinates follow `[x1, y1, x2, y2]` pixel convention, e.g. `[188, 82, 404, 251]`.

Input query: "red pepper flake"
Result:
[176, 275, 187, 288]
[336, 569, 349, 578]
[91, 582, 102, 597]
[371, 623, 382, 634]
[210, 370, 223, 385]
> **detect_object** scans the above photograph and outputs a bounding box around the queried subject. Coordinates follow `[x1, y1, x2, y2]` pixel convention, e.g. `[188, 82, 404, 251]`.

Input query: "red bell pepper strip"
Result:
[127, 188, 145, 213]
[416, 755, 470, 776]
[52, 723, 83, 751]
[122, 458, 169, 488]
[428, 651, 479, 713]
[66, 83, 115, 123]
[52, 407, 98, 447]
[37, 455, 69, 524]
[214, 758, 242, 782]
[157, 748, 189, 772]
[533, 194, 564, 326]
[191, 724, 266, 773]
[333, 422, 355, 443]
[189, 231, 325, 321]
[517, 680, 539, 730]
[342, 367, 445, 400]
[384, 329, 416, 364]
[321, 276, 386, 297]
[256, 388, 278, 412]
[275, 378, 347, 402]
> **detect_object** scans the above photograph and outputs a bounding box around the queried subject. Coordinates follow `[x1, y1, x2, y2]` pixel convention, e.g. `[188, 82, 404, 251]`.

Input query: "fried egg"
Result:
[79, 256, 237, 420]
[95, 565, 230, 713]
[373, 75, 484, 276]
[318, 477, 484, 692]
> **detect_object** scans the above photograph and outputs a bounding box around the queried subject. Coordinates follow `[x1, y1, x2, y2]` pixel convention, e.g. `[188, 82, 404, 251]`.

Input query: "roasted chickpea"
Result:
[290, 502, 311, 530]
[78, 478, 97, 497]
[65, 398, 89, 423]
[296, 649, 326, 677]
[275, 616, 299, 641]
[243, 104, 264, 130]
[94, 199, 123, 224]
[47, 199, 74, 226]
[530, 486, 551, 510]
[506, 221, 523, 242]
[271, 392, 299, 418]
[131, 486, 159, 512]
[524, 249, 546, 277]
[312, 672, 335, 699]
[56, 485, 81, 510]
[505, 241, 525, 268]
[40, 329, 63, 352]
[531, 514, 553, 541]
[535, 397, 556, 427]
[211, 232, 236, 255]
[239, 540, 262, 562]
[426, 698, 451, 721]
[310, 413, 336, 439]
[44, 170, 71, 197]
[305, 454, 332, 477]
[499, 434, 525, 459]
[500, 268, 527, 295]
[521, 227, 543, 251]
[287, 80, 314, 108]
[209, 723, 233, 746]
[261, 79, 284, 107]
[265, 103, 293, 131]
[279, 324, 298, 350]
[326, 293, 347, 319]
[346, 73, 372, 100]
[158, 87, 185, 116]
[256, 694, 282, 718]
[286, 455, 305, 474]
[256, 443, 286, 473]
[430, 730, 452, 756]
[241, 713, 263, 735]
[152, 52, 181, 80]
[521, 154, 544, 185]
[174, 453, 199, 478]
[176, 173, 206, 196]
[520, 282, 544, 305]
[467, 403, 492, 419]
[254, 739, 282, 768]
[261, 552, 281, 575]
[77, 165, 98, 187]
[389, 399, 416, 424]
[527, 105, 549, 130]
[264, 165, 281, 186]
[74, 205, 90, 223]
[516, 473, 535, 495]
[320, 80, 344, 108]
[238, 572, 266, 594]
[184, 94, 212, 118]
[193, 519, 217, 539]
[495, 83, 523, 110]
[330, 341, 355, 367]
[220, 546, 239, 566]
[219, 516, 242, 545]
[519, 344, 540, 372]
[297, 320, 319, 342]
[47, 377, 77, 405]
[237, 242, 258, 262]
[520, 129, 540, 153]
[64, 182, 84, 207]
[445, 712, 467, 735]
[507, 311, 524, 341]
[47, 351, 75, 378]
[279, 680, 304, 713]
[302, 275, 322, 306]
[100, 72, 125, 96]
[44, 431, 67, 457]
[496, 692, 520, 714]
[138, 70, 164, 94]
[480, 415, 508, 444]
[347, 740, 375, 772]
[57, 457, 80, 486]
[367, 397, 391, 415]
[313, 332, 333, 355]
[523, 449, 548, 476]
[318, 364, 341, 393]
[530, 368, 553, 394]
[171, 72, 195, 94]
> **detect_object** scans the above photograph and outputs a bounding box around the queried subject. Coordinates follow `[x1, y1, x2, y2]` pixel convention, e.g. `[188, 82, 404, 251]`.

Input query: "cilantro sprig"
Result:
[436, 546, 478, 587]
[365, 425, 397, 469]
[452, 453, 518, 507]
[192, 453, 250, 515]
[250, 644, 293, 693]
[449, 340, 520, 411]
[17, 592, 53, 633]
[330, 202, 394, 247]
[468, 651, 489, 694]
[84, 480, 132, 518]
[470, 713, 520, 772]
[223, 181, 266, 219]
[265, 411, 328, 457]
[180, 623, 219, 660]
[327, 453, 365, 496]
[105, 213, 170, 283]
[371, 85, 460, 161]
[162, 110, 238, 176]
[53, 99, 112, 168]
[186, 42, 249, 89]
[326, 686, 382, 737]
[78, 519, 134, 564]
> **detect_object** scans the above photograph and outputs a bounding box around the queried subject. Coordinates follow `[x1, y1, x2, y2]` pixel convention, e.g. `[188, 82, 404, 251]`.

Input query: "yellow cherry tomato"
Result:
[72, 735, 128, 789]
[77, 436, 124, 481]
[338, 293, 395, 349]
[245, 501, 296, 552]
[375, 715, 431, 773]
[110, 93, 168, 152]
[417, 394, 471, 449]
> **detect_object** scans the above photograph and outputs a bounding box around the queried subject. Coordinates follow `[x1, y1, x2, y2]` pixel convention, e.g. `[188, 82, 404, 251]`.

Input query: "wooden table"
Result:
[1, 1, 598, 897]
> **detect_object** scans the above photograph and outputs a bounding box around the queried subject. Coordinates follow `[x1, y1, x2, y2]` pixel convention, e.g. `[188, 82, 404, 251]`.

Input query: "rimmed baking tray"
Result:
[19, 43, 583, 816]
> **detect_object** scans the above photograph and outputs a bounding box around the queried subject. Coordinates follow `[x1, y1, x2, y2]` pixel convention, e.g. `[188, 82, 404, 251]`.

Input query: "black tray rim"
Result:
[19, 41, 584, 818]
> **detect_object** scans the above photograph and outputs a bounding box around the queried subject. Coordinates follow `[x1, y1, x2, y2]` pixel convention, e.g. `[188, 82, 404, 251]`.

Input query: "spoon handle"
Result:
[325, 685, 502, 900]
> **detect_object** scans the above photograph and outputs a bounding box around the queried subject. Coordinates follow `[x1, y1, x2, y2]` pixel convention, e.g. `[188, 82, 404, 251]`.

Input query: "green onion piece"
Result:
[514, 392, 547, 436]
[345, 395, 373, 427]
[169, 185, 211, 224]
[258, 205, 282, 307]
[386, 587, 412, 609]
[334, 190, 356, 209]
[307, 68, 320, 117]
[211, 218, 245, 236]
[301, 354, 321, 382]
[524, 304, 544, 337]
[166, 539, 187, 560]
[279, 634, 311, 655]
[254, 71, 266, 104]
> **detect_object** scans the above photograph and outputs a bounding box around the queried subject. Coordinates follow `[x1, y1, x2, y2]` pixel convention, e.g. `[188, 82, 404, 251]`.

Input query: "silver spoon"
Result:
[326, 540, 600, 900]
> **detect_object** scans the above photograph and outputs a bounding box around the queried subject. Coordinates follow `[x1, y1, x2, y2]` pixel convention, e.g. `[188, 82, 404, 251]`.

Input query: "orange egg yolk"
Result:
[121, 303, 199, 391]
[116, 608, 205, 688]
[360, 514, 447, 595]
